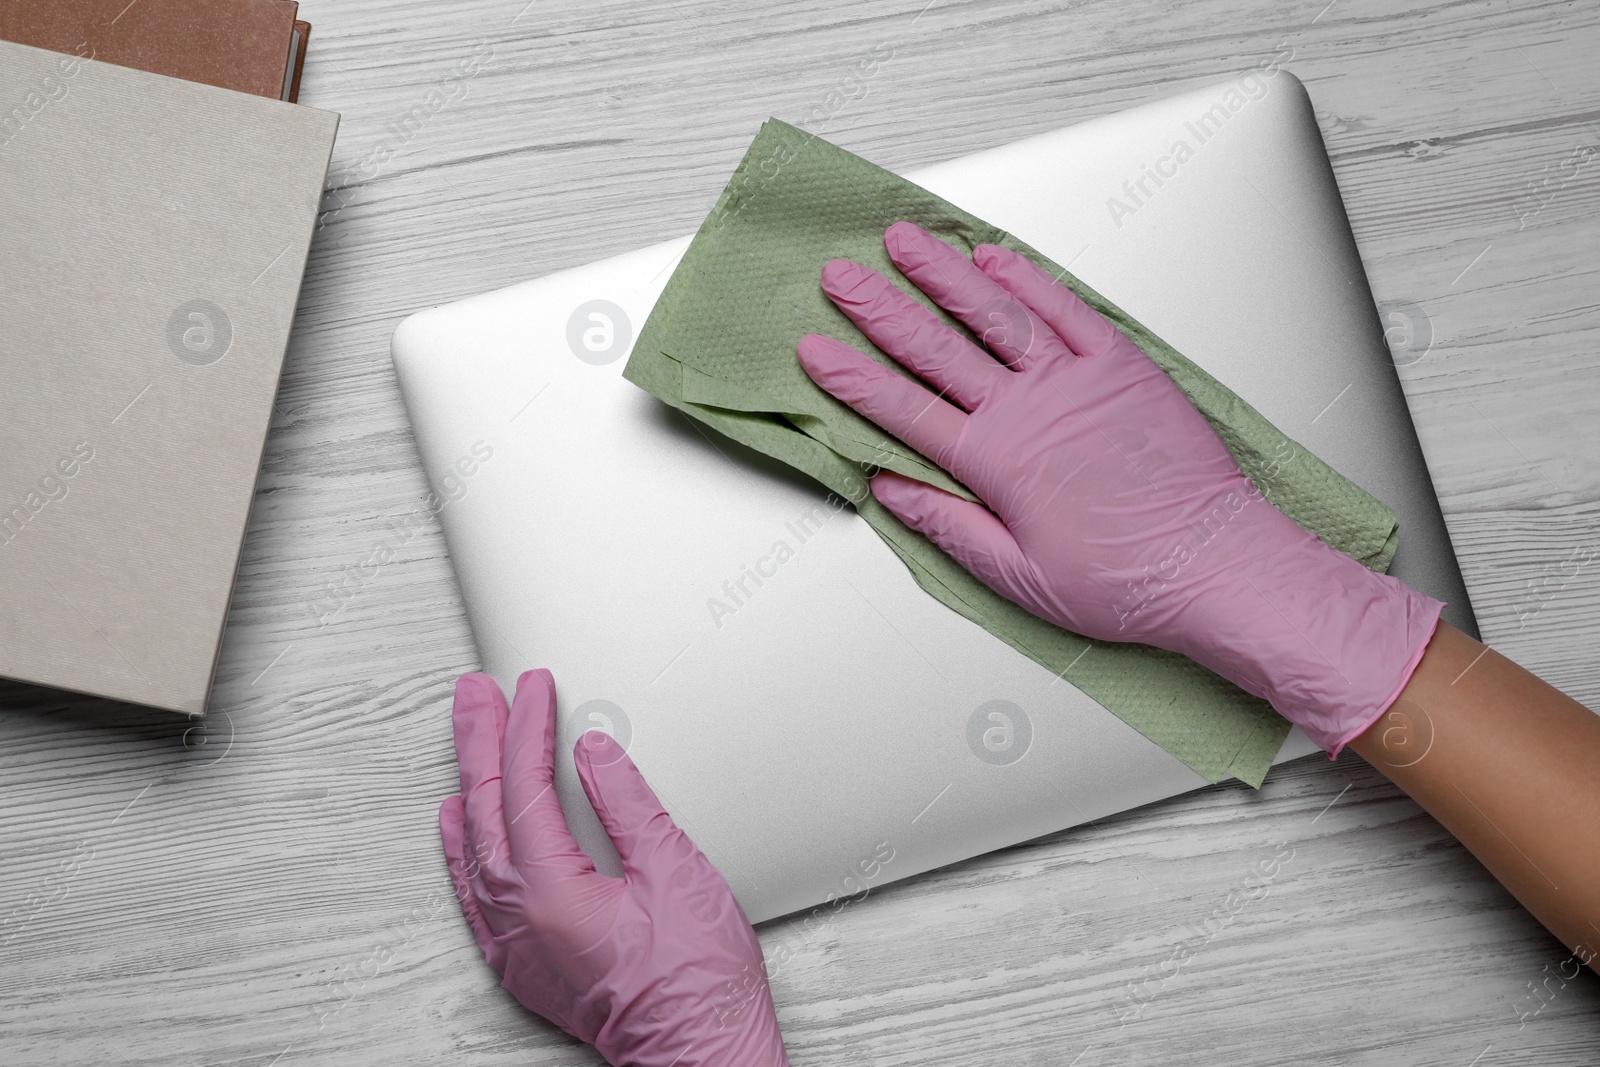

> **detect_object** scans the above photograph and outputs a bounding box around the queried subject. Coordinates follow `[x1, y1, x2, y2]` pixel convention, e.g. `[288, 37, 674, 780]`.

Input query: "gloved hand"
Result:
[439, 669, 789, 1067]
[797, 221, 1442, 755]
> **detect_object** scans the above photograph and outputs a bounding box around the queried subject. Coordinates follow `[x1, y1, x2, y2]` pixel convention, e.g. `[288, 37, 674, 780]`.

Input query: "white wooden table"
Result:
[3, 1, 1598, 1063]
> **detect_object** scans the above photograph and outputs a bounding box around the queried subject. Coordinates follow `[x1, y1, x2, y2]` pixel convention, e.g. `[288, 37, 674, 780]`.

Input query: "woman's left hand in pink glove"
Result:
[439, 669, 790, 1067]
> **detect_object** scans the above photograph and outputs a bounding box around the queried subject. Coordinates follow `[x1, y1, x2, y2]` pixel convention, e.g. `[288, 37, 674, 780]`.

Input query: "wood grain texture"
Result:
[3, 0, 1598, 1064]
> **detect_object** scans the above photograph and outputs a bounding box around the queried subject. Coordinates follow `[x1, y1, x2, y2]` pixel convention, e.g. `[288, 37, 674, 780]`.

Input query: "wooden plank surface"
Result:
[3, 0, 1598, 1063]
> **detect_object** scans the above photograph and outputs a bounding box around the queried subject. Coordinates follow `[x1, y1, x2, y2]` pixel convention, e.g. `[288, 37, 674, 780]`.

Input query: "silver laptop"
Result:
[392, 71, 1473, 924]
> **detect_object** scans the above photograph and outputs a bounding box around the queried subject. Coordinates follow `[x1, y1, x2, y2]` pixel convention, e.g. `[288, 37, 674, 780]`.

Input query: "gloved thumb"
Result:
[573, 731, 691, 885]
[871, 471, 1033, 603]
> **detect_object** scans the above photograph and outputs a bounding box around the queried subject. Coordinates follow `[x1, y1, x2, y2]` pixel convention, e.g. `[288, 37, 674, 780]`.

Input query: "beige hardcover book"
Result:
[0, 40, 338, 714]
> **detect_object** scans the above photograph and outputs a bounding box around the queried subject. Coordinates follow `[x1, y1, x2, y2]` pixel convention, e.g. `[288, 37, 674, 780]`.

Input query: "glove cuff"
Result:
[1173, 518, 1445, 755]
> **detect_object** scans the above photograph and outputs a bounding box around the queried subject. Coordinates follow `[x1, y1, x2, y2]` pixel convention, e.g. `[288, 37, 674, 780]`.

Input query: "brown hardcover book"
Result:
[0, 0, 309, 102]
[289, 19, 310, 103]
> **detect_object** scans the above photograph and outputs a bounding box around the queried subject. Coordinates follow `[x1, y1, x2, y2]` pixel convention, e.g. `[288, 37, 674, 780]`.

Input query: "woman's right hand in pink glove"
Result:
[798, 222, 1441, 756]
[439, 670, 789, 1067]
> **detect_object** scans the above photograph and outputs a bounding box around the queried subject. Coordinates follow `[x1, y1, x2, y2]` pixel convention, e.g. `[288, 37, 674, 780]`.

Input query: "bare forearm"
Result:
[1349, 622, 1600, 967]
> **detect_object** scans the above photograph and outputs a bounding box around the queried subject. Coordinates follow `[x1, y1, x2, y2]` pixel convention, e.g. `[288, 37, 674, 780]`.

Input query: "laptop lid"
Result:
[392, 71, 1472, 923]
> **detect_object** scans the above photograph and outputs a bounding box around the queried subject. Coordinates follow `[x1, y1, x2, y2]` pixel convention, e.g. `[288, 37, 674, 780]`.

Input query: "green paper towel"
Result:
[624, 119, 1400, 787]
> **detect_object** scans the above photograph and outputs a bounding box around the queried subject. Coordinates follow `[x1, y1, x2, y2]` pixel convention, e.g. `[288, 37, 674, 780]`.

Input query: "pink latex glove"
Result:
[797, 222, 1442, 755]
[439, 669, 789, 1067]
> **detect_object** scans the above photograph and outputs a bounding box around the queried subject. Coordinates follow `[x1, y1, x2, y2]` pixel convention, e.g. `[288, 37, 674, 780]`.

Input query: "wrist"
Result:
[596, 990, 790, 1067]
[1170, 517, 1444, 754]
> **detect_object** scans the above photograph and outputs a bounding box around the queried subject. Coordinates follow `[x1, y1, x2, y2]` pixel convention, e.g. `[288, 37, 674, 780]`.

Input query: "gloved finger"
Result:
[972, 243, 1128, 361]
[871, 471, 1035, 601]
[439, 795, 499, 965]
[819, 258, 1007, 412]
[884, 221, 1076, 372]
[573, 731, 696, 891]
[501, 669, 596, 878]
[797, 333, 966, 470]
[451, 673, 516, 892]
